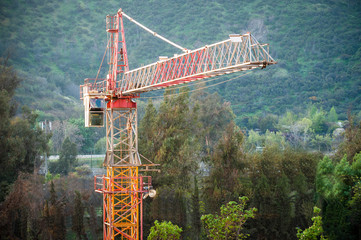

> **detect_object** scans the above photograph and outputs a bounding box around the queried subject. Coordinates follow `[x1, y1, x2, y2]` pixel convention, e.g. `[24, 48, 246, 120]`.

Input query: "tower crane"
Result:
[80, 8, 276, 240]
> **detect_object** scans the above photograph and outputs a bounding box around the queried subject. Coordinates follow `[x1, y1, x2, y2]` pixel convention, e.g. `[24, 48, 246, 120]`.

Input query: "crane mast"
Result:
[81, 8, 276, 240]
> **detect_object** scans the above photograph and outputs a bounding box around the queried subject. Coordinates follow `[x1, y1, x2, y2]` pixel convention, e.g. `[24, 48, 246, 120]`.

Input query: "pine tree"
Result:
[191, 176, 201, 239]
[72, 191, 87, 240]
[48, 180, 66, 240]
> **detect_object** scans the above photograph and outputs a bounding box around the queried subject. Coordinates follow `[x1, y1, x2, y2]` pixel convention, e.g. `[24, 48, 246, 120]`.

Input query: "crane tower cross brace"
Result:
[81, 8, 276, 240]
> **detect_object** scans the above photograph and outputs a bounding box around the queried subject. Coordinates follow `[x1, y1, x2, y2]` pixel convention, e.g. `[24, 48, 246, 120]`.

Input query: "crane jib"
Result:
[119, 33, 276, 96]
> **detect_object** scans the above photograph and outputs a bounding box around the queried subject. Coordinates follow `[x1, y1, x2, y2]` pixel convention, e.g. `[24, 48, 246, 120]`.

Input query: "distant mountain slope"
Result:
[0, 0, 360, 121]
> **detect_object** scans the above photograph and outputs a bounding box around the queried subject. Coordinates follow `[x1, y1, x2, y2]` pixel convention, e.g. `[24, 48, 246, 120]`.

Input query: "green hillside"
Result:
[0, 0, 360, 121]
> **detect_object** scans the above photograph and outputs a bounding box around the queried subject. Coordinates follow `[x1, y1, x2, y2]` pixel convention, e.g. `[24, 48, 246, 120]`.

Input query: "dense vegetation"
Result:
[0, 0, 360, 121]
[1, 58, 361, 239]
[1, 0, 361, 239]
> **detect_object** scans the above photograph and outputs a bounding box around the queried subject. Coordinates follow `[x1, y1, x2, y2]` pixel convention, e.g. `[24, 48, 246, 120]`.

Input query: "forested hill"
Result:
[0, 0, 360, 121]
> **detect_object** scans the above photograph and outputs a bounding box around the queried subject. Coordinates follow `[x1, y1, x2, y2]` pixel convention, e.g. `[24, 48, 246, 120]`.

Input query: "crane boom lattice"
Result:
[120, 34, 275, 95]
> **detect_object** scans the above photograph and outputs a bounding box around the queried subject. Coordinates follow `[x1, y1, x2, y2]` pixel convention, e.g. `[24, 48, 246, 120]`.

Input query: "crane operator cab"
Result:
[84, 96, 105, 127]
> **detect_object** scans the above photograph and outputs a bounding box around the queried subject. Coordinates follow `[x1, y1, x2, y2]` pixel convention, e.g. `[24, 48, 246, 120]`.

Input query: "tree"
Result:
[45, 180, 67, 240]
[51, 120, 84, 154]
[246, 146, 320, 239]
[152, 88, 200, 188]
[68, 118, 103, 154]
[0, 58, 49, 201]
[191, 176, 201, 239]
[204, 122, 245, 211]
[310, 134, 332, 152]
[245, 130, 263, 151]
[50, 181, 57, 205]
[52, 137, 77, 175]
[0, 57, 21, 96]
[190, 87, 234, 153]
[147, 220, 182, 240]
[0, 173, 47, 239]
[258, 114, 278, 133]
[296, 207, 328, 240]
[327, 107, 338, 123]
[139, 99, 158, 160]
[94, 136, 106, 154]
[348, 175, 361, 238]
[279, 111, 298, 127]
[140, 90, 201, 237]
[310, 110, 328, 135]
[201, 196, 257, 240]
[336, 114, 361, 162]
[287, 117, 313, 147]
[72, 191, 87, 240]
[316, 153, 361, 239]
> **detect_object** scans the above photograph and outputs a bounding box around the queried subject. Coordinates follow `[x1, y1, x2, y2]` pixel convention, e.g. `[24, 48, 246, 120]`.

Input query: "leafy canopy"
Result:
[201, 196, 257, 240]
[147, 220, 182, 240]
[296, 207, 328, 240]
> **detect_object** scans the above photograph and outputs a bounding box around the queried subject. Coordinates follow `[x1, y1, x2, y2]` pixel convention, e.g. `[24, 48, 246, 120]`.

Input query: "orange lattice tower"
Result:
[90, 10, 156, 239]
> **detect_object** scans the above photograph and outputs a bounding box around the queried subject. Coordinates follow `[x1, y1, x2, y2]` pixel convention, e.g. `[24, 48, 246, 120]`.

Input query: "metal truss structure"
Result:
[120, 34, 274, 95]
[81, 7, 276, 240]
[104, 108, 139, 167]
[95, 167, 152, 239]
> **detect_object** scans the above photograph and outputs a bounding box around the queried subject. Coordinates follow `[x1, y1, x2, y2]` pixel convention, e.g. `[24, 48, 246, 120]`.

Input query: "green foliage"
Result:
[0, 0, 360, 120]
[141, 88, 200, 189]
[191, 176, 201, 239]
[68, 117, 104, 154]
[139, 99, 158, 159]
[310, 110, 328, 135]
[50, 137, 78, 175]
[327, 107, 338, 123]
[246, 147, 321, 239]
[279, 111, 298, 126]
[72, 191, 86, 239]
[336, 115, 361, 162]
[316, 152, 361, 239]
[59, 137, 77, 174]
[94, 136, 106, 154]
[310, 134, 332, 152]
[204, 122, 245, 211]
[296, 207, 328, 240]
[348, 175, 361, 235]
[45, 172, 60, 182]
[140, 88, 238, 238]
[0, 59, 49, 201]
[246, 129, 286, 151]
[147, 220, 182, 240]
[190, 87, 235, 154]
[201, 196, 257, 240]
[0, 57, 22, 96]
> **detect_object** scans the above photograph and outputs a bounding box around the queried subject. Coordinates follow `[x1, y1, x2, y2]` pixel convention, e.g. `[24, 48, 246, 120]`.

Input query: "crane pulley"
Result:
[80, 8, 276, 240]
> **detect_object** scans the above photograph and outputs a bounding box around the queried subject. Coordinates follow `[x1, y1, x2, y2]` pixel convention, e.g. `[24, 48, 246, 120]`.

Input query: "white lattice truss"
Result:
[118, 33, 275, 95]
[106, 108, 140, 167]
